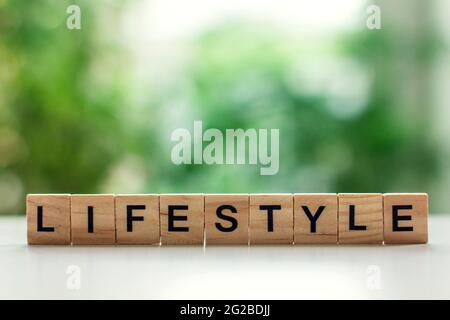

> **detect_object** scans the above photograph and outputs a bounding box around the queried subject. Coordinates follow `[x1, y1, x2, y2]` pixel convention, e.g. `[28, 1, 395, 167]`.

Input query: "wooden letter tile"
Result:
[249, 194, 293, 245]
[115, 194, 160, 245]
[383, 193, 428, 244]
[205, 194, 249, 245]
[71, 194, 115, 245]
[160, 194, 204, 245]
[27, 194, 71, 245]
[338, 193, 383, 244]
[294, 193, 337, 244]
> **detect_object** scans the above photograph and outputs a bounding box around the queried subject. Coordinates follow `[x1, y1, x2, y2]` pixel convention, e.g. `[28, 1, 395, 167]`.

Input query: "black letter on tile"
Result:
[392, 205, 413, 232]
[301, 206, 325, 233]
[127, 205, 146, 232]
[88, 206, 94, 233]
[37, 206, 55, 232]
[168, 205, 189, 232]
[259, 205, 282, 232]
[215, 205, 238, 232]
[349, 205, 367, 231]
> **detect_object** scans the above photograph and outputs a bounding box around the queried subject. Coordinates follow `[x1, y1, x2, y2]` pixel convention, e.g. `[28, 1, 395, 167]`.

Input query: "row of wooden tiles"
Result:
[27, 193, 428, 245]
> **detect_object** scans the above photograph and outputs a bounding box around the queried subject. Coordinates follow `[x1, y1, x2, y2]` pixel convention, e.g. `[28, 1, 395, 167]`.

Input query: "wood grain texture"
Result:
[27, 194, 71, 245]
[160, 194, 204, 245]
[115, 194, 160, 245]
[205, 194, 249, 245]
[71, 194, 115, 245]
[294, 193, 337, 244]
[249, 194, 293, 245]
[383, 193, 428, 244]
[338, 193, 383, 244]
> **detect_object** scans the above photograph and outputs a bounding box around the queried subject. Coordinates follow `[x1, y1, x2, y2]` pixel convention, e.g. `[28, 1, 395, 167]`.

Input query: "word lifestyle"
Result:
[27, 193, 429, 245]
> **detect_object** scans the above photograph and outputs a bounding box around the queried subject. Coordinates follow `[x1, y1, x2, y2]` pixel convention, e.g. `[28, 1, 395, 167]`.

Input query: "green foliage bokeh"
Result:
[0, 1, 442, 214]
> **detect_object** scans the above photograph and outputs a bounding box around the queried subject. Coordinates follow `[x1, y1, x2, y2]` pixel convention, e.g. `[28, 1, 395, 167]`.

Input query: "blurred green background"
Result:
[0, 0, 448, 215]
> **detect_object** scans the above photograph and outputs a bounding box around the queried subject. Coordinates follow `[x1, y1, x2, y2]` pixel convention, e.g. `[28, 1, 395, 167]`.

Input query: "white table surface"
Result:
[0, 216, 448, 299]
